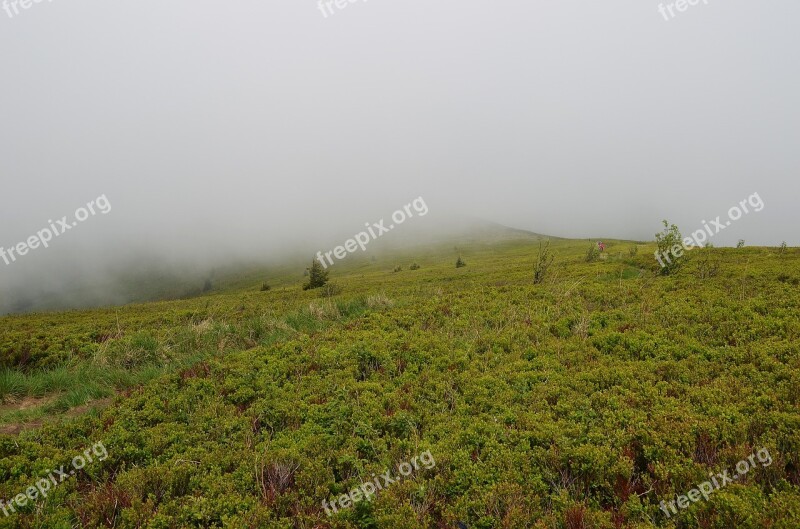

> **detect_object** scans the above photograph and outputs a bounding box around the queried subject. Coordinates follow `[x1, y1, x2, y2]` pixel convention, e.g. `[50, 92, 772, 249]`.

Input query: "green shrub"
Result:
[696, 252, 721, 279]
[655, 220, 686, 275]
[303, 259, 329, 290]
[586, 244, 600, 263]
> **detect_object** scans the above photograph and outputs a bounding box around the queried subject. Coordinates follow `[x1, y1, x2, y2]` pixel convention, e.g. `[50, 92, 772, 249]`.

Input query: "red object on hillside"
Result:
[597, 241, 606, 252]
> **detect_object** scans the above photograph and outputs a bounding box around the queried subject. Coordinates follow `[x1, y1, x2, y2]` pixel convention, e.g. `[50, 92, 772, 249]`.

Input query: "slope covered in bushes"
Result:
[1, 237, 799, 528]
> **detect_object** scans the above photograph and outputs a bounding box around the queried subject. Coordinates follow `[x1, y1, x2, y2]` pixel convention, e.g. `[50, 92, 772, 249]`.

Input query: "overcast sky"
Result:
[1, 0, 798, 309]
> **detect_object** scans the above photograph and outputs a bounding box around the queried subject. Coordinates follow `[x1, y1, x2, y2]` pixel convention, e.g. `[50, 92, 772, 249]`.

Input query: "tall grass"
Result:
[1, 295, 379, 424]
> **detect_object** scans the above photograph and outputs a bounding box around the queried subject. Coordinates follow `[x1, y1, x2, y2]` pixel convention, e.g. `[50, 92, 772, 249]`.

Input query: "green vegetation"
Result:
[533, 240, 555, 284]
[694, 249, 721, 280]
[0, 234, 798, 528]
[586, 243, 600, 263]
[303, 259, 329, 291]
[655, 221, 685, 275]
[319, 283, 343, 298]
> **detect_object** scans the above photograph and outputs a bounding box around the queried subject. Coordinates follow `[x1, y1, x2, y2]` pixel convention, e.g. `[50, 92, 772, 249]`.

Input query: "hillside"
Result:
[1, 234, 799, 528]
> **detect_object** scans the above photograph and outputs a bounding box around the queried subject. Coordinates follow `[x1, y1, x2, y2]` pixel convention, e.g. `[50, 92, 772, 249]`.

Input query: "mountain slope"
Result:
[0, 236, 798, 528]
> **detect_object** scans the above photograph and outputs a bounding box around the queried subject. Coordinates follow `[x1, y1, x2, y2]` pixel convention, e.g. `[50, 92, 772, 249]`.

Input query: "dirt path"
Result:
[0, 397, 113, 436]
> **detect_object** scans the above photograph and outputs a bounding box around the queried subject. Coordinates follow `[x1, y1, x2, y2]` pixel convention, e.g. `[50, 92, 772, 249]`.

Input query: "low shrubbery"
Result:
[1, 238, 799, 528]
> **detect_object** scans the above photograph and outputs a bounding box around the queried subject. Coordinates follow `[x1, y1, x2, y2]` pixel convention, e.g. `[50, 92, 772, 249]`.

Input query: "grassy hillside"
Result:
[1, 234, 799, 528]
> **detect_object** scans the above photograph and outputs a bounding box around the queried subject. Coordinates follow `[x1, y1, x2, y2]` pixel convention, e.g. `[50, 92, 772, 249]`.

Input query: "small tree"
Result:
[410, 263, 421, 270]
[303, 259, 329, 291]
[533, 241, 555, 284]
[779, 241, 788, 255]
[655, 220, 685, 275]
[737, 239, 746, 249]
[586, 244, 600, 262]
[696, 252, 720, 279]
[456, 256, 466, 268]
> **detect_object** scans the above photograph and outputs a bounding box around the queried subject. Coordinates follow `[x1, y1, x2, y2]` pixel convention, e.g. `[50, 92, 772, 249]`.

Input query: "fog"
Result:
[1, 0, 798, 314]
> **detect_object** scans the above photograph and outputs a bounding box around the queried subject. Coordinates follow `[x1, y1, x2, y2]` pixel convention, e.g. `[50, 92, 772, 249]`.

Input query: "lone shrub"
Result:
[456, 257, 466, 268]
[393, 265, 403, 273]
[779, 241, 788, 254]
[533, 241, 555, 284]
[696, 253, 720, 279]
[655, 220, 685, 275]
[303, 259, 329, 291]
[260, 283, 271, 292]
[586, 244, 600, 263]
[737, 239, 746, 248]
[410, 263, 421, 270]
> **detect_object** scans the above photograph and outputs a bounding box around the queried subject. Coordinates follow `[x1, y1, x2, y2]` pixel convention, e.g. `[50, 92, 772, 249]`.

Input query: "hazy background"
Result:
[1, 0, 798, 313]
